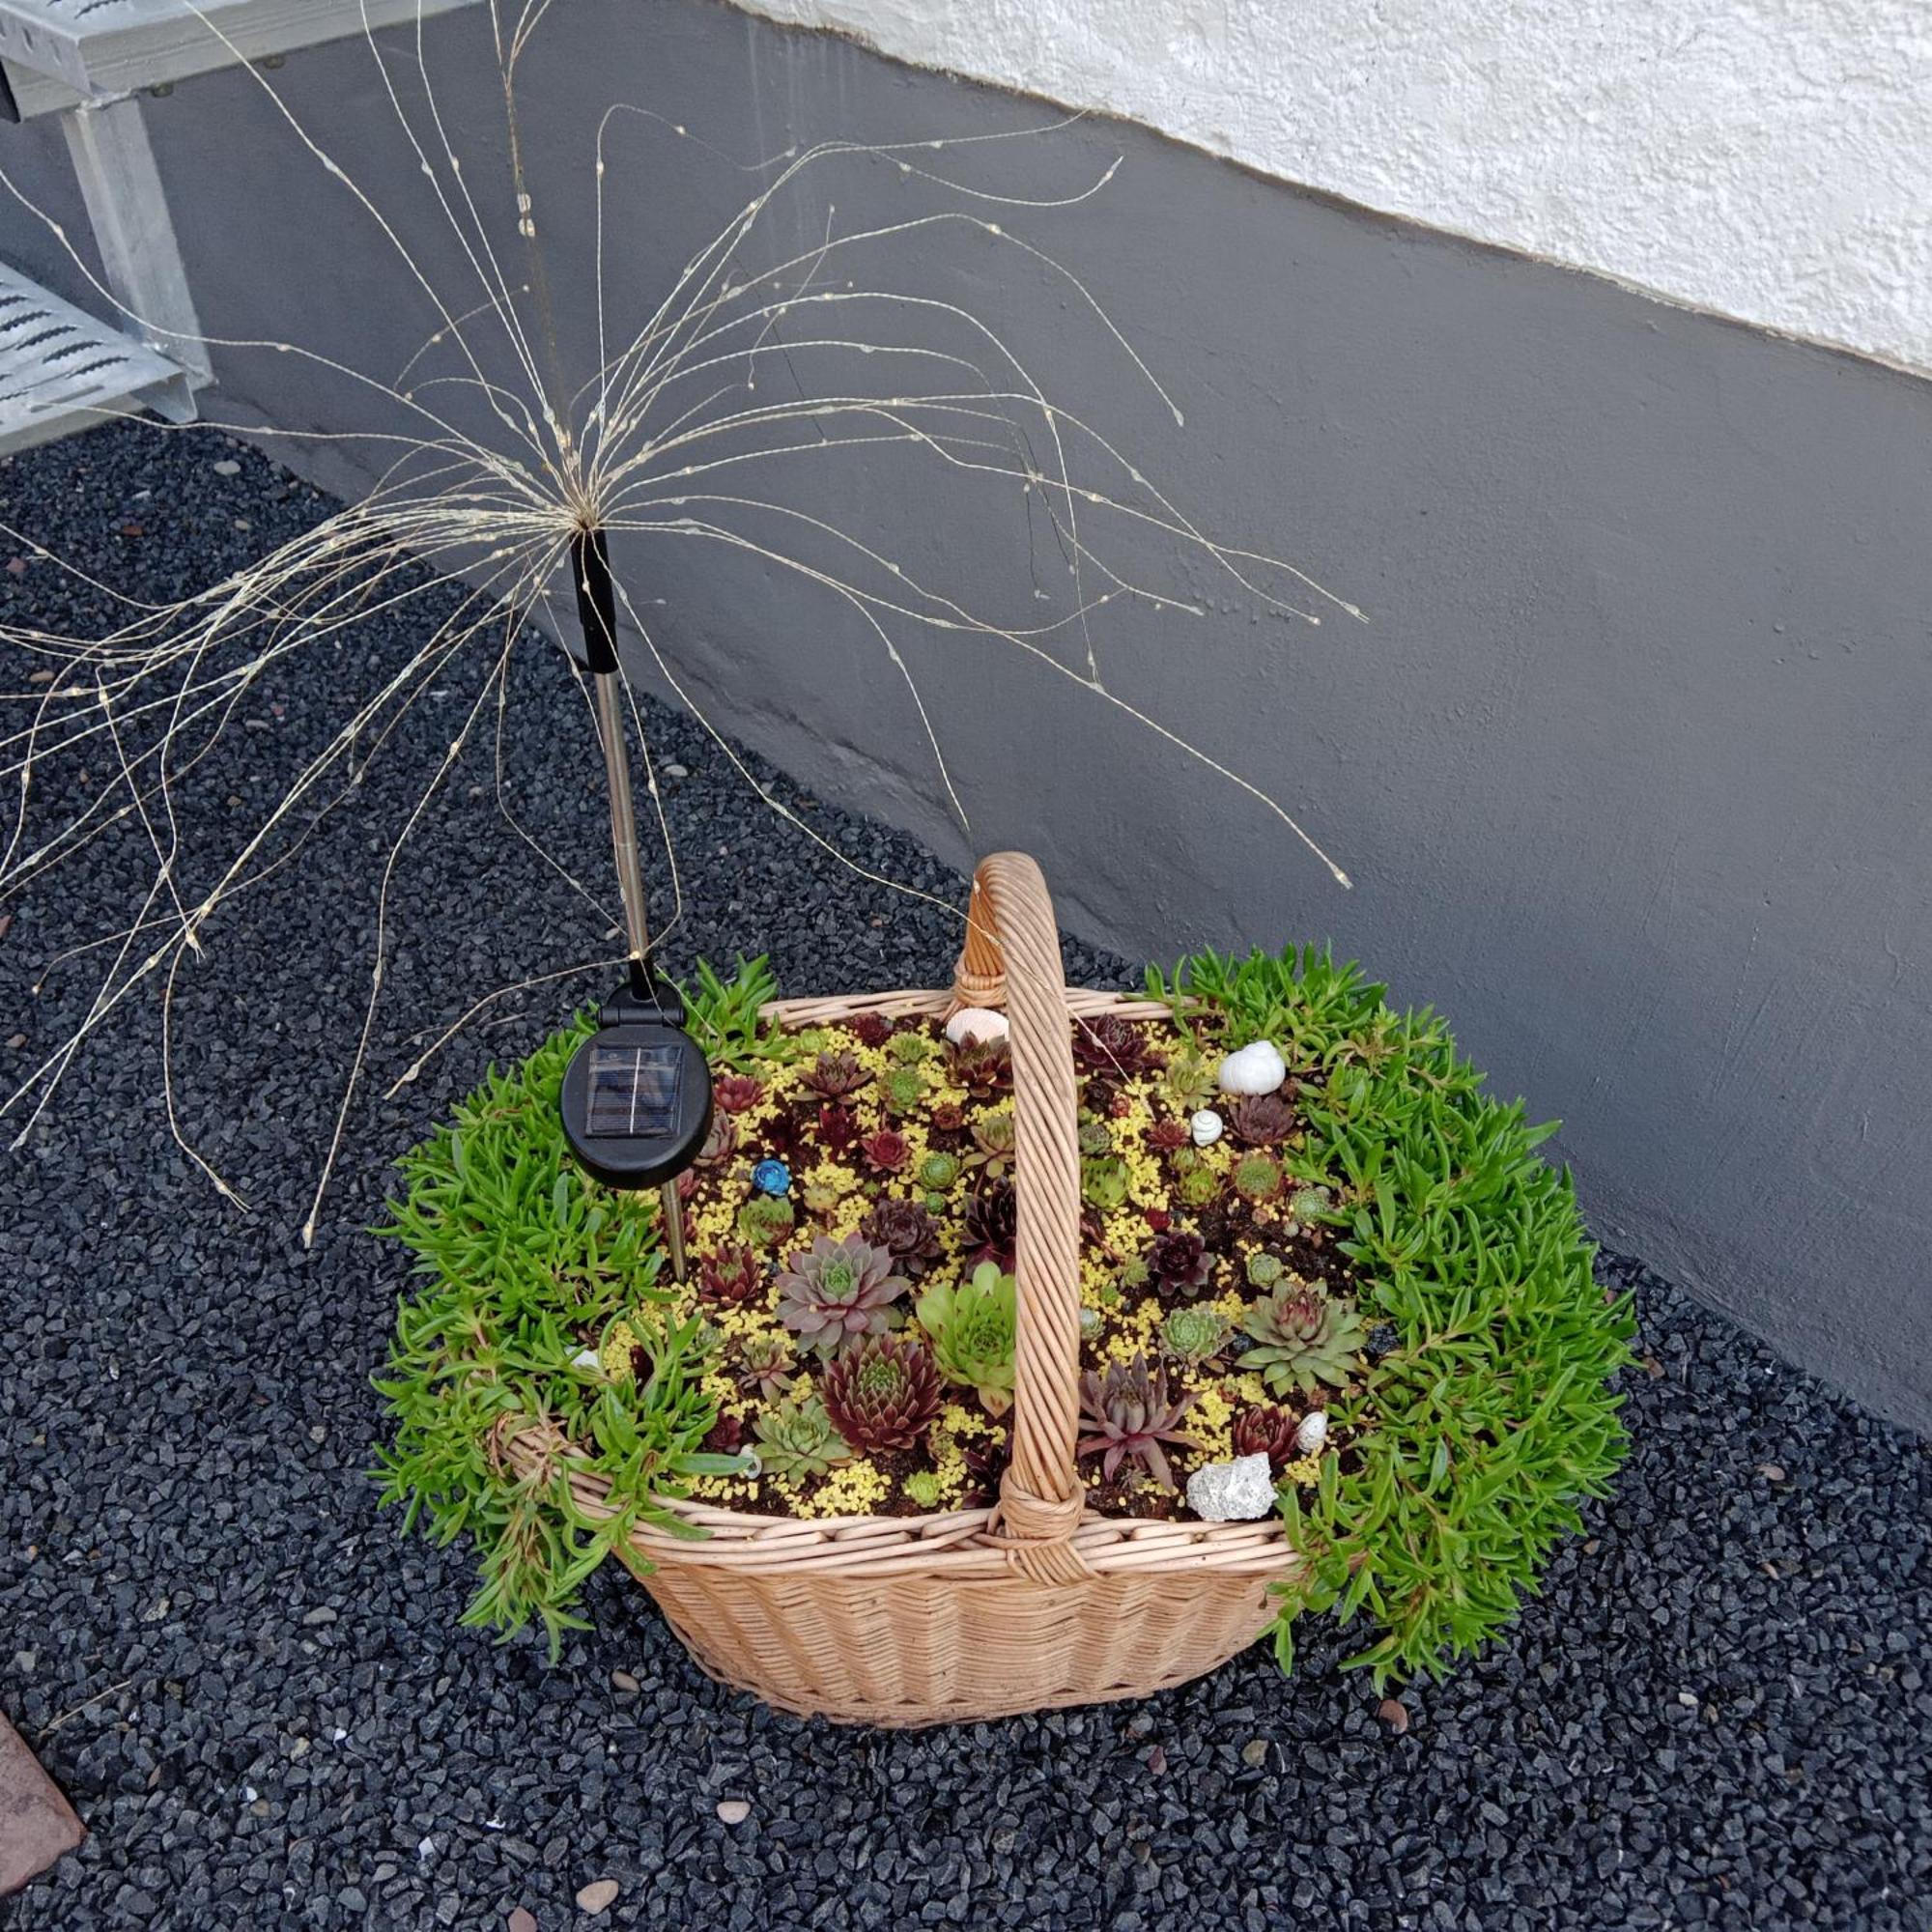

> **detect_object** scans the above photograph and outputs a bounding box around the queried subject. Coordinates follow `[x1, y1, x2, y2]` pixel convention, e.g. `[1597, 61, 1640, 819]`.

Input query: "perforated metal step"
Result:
[0, 0, 481, 118]
[0, 262, 189, 453]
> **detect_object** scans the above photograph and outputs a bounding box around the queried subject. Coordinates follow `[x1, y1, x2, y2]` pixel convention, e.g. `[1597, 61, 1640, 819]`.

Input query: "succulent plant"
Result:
[755, 1112, 807, 1169]
[697, 1111, 740, 1166]
[917, 1261, 1017, 1413]
[801, 1181, 843, 1217]
[1245, 1251, 1285, 1290]
[948, 1036, 1010, 1094]
[929, 1101, 966, 1133]
[700, 1413, 746, 1457]
[963, 1178, 1018, 1270]
[1228, 1093, 1295, 1148]
[1076, 1354, 1197, 1489]
[734, 1334, 795, 1401]
[1289, 1184, 1335, 1221]
[1160, 1047, 1219, 1113]
[815, 1104, 861, 1157]
[1239, 1284, 1369, 1397]
[1076, 1118, 1115, 1157]
[887, 1031, 934, 1065]
[1161, 1305, 1230, 1365]
[878, 1065, 930, 1116]
[1147, 1117, 1191, 1153]
[820, 1336, 944, 1452]
[1080, 1153, 1131, 1211]
[959, 1435, 1010, 1507]
[801, 1049, 870, 1102]
[1233, 1151, 1284, 1203]
[736, 1193, 796, 1249]
[1231, 1403, 1300, 1475]
[713, 1073, 765, 1115]
[1078, 1305, 1104, 1339]
[965, 1110, 1018, 1179]
[1146, 1229, 1216, 1298]
[847, 1128, 902, 1177]
[848, 1011, 893, 1049]
[753, 1394, 851, 1482]
[903, 1470, 944, 1510]
[918, 1150, 963, 1191]
[697, 1242, 765, 1306]
[1177, 1163, 1222, 1208]
[1071, 1014, 1162, 1078]
[859, 1196, 944, 1278]
[775, 1235, 910, 1352]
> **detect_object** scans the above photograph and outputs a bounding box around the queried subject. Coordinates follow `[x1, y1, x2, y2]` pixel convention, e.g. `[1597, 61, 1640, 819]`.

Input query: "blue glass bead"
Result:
[752, 1158, 791, 1197]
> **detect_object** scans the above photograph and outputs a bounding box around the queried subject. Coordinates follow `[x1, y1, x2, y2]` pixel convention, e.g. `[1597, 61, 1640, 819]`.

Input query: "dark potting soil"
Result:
[3, 422, 1928, 1932]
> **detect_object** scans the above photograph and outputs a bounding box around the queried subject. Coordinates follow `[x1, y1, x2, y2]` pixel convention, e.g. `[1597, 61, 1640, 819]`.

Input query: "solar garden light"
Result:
[556, 527, 712, 1281]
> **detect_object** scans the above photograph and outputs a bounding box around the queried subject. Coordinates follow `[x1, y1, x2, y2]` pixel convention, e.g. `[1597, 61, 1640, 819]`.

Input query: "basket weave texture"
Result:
[511, 852, 1295, 1725]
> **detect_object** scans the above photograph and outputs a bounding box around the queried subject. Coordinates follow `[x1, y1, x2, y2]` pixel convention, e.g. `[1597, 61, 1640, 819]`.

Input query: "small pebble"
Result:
[1240, 1738, 1269, 1767]
[611, 1669, 639, 1692]
[212, 459, 241, 475]
[508, 1911, 537, 1932]
[1378, 1699, 1410, 1735]
[716, 1799, 752, 1825]
[575, 1879, 619, 1914]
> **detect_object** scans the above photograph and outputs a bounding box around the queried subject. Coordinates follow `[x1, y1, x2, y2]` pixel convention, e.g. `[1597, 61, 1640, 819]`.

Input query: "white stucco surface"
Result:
[734, 0, 1932, 376]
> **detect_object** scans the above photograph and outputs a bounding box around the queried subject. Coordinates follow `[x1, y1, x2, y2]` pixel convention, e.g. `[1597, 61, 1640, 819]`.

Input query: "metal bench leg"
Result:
[60, 93, 206, 421]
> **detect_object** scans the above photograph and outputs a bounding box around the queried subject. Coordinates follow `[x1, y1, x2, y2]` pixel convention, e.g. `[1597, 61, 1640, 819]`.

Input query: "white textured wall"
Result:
[735, 0, 1932, 376]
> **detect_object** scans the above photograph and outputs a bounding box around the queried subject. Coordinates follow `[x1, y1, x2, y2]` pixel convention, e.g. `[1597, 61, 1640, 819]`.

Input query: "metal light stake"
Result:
[563, 525, 703, 1280]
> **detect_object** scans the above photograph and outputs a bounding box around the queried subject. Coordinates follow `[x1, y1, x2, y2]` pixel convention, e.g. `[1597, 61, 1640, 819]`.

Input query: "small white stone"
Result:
[1189, 1107, 1224, 1148]
[716, 1798, 753, 1825]
[1293, 1410, 1328, 1455]
[1217, 1040, 1287, 1095]
[945, 1006, 1009, 1047]
[1184, 1452, 1276, 1522]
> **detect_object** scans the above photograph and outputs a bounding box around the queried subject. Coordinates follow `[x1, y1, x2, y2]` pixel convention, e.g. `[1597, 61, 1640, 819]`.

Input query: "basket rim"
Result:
[505, 983, 1296, 1583]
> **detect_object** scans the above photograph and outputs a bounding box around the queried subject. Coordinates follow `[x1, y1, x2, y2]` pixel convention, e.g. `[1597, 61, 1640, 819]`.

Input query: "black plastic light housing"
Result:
[559, 975, 713, 1192]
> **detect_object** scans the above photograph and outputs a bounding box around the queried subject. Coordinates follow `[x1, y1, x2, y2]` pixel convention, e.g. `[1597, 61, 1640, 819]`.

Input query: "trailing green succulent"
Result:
[736, 1193, 796, 1249]
[677, 955, 787, 1070]
[1161, 1304, 1230, 1365]
[1076, 1355, 1196, 1490]
[774, 1235, 910, 1353]
[1239, 1283, 1367, 1397]
[372, 1005, 753, 1657]
[917, 1262, 1018, 1413]
[1151, 944, 1634, 1688]
[820, 1336, 944, 1452]
[753, 1394, 852, 1482]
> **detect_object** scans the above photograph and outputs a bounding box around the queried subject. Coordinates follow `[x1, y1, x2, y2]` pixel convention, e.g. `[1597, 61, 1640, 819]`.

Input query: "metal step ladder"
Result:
[0, 0, 479, 455]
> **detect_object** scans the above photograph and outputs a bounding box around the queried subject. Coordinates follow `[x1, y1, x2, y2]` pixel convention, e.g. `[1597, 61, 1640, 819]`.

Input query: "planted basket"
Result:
[506, 852, 1292, 1725]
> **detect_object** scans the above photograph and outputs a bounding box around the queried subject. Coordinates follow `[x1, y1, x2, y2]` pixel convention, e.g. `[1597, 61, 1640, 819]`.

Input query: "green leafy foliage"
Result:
[1150, 945, 1635, 1688]
[372, 999, 751, 1658]
[676, 955, 787, 1069]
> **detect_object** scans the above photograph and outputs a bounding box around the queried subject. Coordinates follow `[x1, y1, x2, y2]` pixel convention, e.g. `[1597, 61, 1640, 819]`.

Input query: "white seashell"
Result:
[945, 1006, 1009, 1047]
[571, 1348, 604, 1373]
[1189, 1108, 1224, 1148]
[1217, 1040, 1287, 1095]
[1185, 1453, 1277, 1522]
[1293, 1410, 1328, 1455]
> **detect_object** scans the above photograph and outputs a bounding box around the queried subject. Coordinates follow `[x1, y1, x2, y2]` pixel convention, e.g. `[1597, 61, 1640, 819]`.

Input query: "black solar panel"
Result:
[584, 1042, 685, 1139]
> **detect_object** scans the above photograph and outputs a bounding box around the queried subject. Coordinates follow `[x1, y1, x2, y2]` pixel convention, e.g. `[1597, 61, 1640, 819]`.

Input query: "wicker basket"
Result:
[511, 852, 1295, 1725]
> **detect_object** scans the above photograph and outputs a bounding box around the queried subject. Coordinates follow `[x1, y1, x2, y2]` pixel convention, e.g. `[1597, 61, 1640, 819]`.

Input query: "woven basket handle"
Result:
[950, 854, 1094, 1583]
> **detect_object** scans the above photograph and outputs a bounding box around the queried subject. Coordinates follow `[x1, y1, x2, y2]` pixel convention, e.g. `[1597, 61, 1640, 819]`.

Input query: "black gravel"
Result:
[4, 422, 1928, 1932]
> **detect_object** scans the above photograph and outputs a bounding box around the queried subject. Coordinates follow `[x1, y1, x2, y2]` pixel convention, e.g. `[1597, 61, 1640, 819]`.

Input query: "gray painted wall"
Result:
[3, 0, 1928, 1430]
